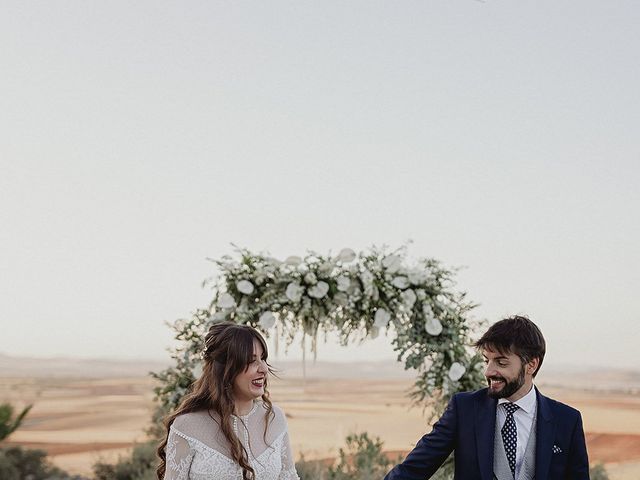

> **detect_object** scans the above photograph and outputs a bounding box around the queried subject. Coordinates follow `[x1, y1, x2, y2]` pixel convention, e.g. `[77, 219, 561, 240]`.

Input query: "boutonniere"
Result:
[552, 445, 562, 454]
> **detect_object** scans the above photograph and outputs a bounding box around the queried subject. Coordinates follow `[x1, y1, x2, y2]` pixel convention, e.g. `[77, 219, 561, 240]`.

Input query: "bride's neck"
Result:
[234, 398, 254, 416]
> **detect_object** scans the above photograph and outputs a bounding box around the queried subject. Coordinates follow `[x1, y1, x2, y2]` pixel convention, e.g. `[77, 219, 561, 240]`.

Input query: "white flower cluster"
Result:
[205, 246, 474, 388]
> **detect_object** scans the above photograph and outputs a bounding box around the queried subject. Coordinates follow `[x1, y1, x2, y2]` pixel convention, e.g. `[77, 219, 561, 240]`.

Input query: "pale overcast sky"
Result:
[1, 1, 638, 369]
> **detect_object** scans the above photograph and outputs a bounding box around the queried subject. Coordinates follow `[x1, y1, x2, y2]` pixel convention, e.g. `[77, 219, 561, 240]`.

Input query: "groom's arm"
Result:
[384, 394, 458, 480]
[566, 411, 589, 480]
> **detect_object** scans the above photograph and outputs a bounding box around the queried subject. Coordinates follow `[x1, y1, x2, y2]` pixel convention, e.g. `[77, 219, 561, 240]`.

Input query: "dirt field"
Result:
[1, 367, 640, 479]
[1, 376, 154, 474]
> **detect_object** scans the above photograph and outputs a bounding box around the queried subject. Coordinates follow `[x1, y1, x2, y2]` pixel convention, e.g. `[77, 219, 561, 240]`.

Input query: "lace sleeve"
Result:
[278, 429, 300, 480]
[164, 426, 195, 480]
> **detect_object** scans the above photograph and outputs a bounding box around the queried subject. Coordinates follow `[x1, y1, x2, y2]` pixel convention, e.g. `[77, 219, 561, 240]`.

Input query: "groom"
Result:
[384, 315, 590, 480]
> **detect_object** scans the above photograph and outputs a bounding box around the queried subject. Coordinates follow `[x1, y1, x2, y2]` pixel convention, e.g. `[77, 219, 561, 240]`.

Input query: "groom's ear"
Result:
[526, 357, 540, 376]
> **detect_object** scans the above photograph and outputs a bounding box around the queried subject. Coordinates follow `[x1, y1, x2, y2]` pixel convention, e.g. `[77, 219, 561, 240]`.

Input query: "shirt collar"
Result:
[498, 384, 537, 414]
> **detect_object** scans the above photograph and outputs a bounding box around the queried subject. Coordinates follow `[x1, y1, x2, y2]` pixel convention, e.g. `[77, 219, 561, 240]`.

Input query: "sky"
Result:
[1, 1, 639, 369]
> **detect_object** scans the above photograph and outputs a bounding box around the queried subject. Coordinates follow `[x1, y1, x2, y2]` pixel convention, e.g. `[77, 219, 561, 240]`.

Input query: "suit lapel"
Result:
[476, 390, 497, 480]
[535, 388, 556, 480]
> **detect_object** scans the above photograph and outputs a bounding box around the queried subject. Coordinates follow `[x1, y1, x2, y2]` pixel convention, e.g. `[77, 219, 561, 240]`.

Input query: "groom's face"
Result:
[482, 347, 527, 400]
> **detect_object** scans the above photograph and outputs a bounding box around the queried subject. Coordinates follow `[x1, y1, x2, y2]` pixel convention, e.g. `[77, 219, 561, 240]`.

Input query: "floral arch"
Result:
[153, 246, 485, 416]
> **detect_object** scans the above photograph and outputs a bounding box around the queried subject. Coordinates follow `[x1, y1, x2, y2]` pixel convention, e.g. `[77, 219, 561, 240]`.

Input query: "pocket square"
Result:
[552, 445, 562, 454]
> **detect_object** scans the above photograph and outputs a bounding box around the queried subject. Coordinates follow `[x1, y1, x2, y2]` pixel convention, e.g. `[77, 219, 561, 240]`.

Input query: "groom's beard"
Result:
[486, 364, 526, 399]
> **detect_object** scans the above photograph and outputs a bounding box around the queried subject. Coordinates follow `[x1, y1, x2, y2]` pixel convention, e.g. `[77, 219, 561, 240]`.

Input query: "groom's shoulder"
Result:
[536, 389, 582, 417]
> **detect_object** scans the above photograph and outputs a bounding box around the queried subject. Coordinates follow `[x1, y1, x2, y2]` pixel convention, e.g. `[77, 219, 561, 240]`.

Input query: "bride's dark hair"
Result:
[156, 322, 274, 480]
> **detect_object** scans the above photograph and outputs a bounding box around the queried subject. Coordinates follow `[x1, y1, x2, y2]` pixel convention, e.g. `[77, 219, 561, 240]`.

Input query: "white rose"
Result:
[308, 281, 329, 299]
[217, 293, 236, 309]
[285, 256, 302, 266]
[435, 294, 453, 312]
[348, 283, 361, 297]
[373, 308, 391, 328]
[304, 272, 318, 285]
[285, 283, 304, 302]
[408, 269, 428, 285]
[236, 280, 255, 295]
[337, 248, 356, 263]
[360, 270, 374, 287]
[209, 310, 228, 322]
[258, 311, 276, 329]
[318, 261, 335, 276]
[334, 292, 349, 306]
[362, 274, 376, 298]
[416, 289, 427, 300]
[392, 276, 409, 289]
[382, 255, 402, 273]
[400, 289, 417, 308]
[448, 362, 466, 381]
[336, 275, 351, 292]
[425, 317, 443, 336]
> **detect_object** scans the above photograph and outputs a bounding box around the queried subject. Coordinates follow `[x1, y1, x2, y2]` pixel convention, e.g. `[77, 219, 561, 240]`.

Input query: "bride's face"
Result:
[232, 340, 268, 402]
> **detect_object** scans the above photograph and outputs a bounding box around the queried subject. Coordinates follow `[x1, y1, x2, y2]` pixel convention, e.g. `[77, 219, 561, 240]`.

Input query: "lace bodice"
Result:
[163, 401, 299, 480]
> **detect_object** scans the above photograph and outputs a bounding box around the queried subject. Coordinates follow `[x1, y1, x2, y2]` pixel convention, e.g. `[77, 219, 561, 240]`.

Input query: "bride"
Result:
[157, 321, 299, 480]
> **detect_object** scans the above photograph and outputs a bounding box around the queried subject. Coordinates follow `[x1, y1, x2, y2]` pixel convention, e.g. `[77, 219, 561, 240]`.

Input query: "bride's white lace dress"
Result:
[163, 401, 300, 480]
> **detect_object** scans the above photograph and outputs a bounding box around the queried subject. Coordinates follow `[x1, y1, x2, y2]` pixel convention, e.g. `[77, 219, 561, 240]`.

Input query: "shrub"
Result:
[295, 431, 454, 480]
[296, 453, 328, 480]
[0, 449, 20, 480]
[326, 432, 394, 480]
[93, 441, 157, 480]
[590, 463, 609, 480]
[0, 446, 81, 480]
[0, 402, 33, 442]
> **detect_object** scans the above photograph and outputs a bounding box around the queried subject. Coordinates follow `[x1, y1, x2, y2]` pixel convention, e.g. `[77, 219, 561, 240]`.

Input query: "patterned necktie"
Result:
[501, 402, 520, 479]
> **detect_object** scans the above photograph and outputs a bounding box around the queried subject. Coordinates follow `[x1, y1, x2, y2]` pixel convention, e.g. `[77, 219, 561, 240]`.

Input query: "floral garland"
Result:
[152, 246, 485, 415]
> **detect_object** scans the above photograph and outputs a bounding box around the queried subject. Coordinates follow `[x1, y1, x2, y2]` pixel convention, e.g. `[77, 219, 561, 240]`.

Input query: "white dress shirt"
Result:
[497, 385, 537, 478]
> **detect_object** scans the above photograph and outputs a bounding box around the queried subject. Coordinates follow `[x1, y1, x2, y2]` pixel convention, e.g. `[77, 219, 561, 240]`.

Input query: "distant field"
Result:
[1, 357, 639, 479]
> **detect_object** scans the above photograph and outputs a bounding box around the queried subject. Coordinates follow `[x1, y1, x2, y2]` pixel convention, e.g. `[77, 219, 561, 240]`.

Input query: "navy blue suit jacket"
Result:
[384, 388, 589, 480]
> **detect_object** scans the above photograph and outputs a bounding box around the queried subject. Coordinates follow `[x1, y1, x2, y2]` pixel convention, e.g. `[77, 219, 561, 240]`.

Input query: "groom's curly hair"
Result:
[474, 315, 546, 377]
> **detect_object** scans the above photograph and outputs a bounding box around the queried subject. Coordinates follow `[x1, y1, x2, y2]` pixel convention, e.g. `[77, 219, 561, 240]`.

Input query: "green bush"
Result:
[295, 431, 455, 480]
[327, 432, 394, 480]
[0, 450, 19, 480]
[295, 432, 401, 480]
[590, 463, 609, 480]
[0, 446, 81, 480]
[93, 441, 157, 480]
[0, 402, 33, 442]
[296, 453, 328, 480]
[0, 403, 81, 479]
